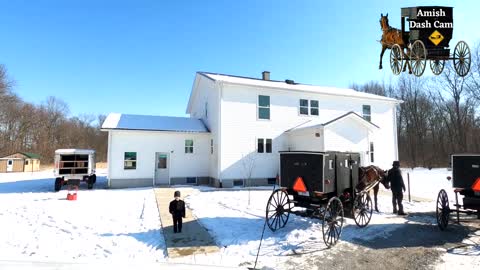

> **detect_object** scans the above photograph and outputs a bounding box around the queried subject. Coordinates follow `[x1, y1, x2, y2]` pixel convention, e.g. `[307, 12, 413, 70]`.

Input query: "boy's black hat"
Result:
[392, 161, 400, 167]
[174, 190, 181, 197]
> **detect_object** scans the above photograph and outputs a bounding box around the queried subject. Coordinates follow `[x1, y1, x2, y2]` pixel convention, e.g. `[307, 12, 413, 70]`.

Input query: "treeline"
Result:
[352, 43, 480, 168]
[0, 65, 107, 163]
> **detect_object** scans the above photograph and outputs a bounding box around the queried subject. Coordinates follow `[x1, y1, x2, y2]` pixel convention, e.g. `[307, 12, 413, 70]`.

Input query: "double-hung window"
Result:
[363, 105, 371, 122]
[257, 138, 272, 153]
[299, 99, 309, 115]
[185, 139, 194, 154]
[124, 152, 137, 170]
[299, 99, 319, 116]
[258, 95, 270, 120]
[310, 100, 319, 116]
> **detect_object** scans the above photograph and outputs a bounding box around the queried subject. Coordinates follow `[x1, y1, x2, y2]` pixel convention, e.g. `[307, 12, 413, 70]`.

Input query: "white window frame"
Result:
[257, 95, 270, 120]
[257, 138, 272, 154]
[124, 152, 137, 170]
[363, 105, 371, 122]
[299, 99, 309, 115]
[185, 139, 194, 154]
[299, 99, 319, 116]
[310, 100, 319, 116]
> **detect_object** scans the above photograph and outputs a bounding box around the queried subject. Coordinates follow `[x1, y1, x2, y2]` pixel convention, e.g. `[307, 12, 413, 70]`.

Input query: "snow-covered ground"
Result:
[0, 169, 166, 263]
[0, 167, 478, 269]
[183, 168, 480, 269]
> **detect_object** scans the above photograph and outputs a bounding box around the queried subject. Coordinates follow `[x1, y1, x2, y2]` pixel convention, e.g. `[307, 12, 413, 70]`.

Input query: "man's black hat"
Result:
[174, 190, 181, 197]
[392, 161, 400, 167]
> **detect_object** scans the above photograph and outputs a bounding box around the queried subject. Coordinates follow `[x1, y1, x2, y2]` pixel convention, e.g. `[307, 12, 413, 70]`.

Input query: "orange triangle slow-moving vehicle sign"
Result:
[293, 176, 307, 192]
[472, 177, 480, 192]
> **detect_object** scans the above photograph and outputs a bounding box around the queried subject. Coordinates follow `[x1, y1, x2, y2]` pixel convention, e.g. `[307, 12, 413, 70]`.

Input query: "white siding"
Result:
[287, 129, 325, 152]
[219, 83, 398, 180]
[109, 130, 210, 182]
[188, 75, 220, 179]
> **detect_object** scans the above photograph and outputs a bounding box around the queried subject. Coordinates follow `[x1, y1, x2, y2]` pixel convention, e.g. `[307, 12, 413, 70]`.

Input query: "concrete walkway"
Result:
[154, 187, 220, 258]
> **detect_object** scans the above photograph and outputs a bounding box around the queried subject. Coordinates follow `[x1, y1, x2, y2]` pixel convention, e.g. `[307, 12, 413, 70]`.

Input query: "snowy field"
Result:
[0, 167, 478, 269]
[0, 169, 166, 263]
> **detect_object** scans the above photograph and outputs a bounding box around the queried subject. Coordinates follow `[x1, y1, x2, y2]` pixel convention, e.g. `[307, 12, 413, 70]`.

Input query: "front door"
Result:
[6, 159, 13, 172]
[155, 153, 169, 185]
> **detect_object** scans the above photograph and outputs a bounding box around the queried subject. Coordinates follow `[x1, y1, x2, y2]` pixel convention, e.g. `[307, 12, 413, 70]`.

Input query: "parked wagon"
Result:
[53, 149, 97, 191]
[380, 6, 471, 77]
[436, 154, 480, 230]
[266, 151, 383, 247]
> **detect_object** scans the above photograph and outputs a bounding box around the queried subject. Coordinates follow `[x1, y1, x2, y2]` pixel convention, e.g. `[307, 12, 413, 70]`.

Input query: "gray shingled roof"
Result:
[101, 113, 209, 133]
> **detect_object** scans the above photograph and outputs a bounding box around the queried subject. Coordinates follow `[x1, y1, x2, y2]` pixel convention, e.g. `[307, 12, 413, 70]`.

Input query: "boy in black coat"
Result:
[169, 190, 186, 233]
[387, 161, 407, 215]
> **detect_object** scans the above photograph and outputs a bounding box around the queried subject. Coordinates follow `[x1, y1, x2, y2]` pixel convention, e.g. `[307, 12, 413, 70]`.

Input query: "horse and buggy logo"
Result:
[378, 6, 471, 77]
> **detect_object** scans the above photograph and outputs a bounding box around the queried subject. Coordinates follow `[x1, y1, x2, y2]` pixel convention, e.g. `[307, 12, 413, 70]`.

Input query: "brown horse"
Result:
[357, 165, 390, 212]
[378, 13, 411, 73]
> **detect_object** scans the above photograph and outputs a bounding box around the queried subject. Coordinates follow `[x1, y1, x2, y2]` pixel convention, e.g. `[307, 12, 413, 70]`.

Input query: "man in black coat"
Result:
[387, 161, 406, 215]
[169, 190, 186, 233]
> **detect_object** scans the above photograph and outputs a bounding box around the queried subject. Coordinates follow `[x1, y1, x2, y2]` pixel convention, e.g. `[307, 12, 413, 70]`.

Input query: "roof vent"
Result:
[262, 71, 270, 81]
[285, 79, 295, 84]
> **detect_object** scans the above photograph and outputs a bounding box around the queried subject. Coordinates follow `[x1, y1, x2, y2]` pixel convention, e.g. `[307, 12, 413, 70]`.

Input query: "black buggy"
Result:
[436, 154, 480, 230]
[266, 151, 376, 248]
[389, 6, 471, 77]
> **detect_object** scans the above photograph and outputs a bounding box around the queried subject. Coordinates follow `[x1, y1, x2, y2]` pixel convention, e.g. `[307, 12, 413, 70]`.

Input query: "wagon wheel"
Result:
[409, 40, 427, 77]
[266, 189, 291, 231]
[390, 44, 404, 75]
[436, 189, 450, 231]
[322, 197, 344, 248]
[453, 41, 471, 77]
[353, 192, 373, 228]
[429, 59, 445, 75]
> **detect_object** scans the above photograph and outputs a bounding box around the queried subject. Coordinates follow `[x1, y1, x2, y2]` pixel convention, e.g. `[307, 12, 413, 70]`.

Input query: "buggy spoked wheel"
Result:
[322, 197, 344, 248]
[353, 193, 373, 228]
[390, 44, 404, 75]
[409, 40, 427, 77]
[430, 59, 445, 75]
[436, 189, 450, 230]
[453, 41, 471, 77]
[266, 189, 291, 231]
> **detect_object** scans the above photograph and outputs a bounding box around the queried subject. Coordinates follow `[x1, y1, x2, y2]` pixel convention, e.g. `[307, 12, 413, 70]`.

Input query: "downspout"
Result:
[393, 105, 399, 161]
[217, 81, 223, 186]
[107, 131, 112, 188]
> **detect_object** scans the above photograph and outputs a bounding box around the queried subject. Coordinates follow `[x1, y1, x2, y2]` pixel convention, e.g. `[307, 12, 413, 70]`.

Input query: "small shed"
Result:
[0, 152, 41, 173]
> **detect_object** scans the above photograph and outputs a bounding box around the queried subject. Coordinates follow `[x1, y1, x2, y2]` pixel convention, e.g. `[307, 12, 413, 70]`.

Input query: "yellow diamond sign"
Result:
[429, 30, 444, 46]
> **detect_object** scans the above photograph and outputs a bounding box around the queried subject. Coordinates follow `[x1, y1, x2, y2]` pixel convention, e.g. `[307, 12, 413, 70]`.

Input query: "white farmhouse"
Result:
[102, 71, 402, 188]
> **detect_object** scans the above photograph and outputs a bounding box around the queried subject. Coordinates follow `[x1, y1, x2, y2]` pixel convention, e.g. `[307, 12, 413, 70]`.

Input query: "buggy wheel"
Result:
[266, 189, 291, 231]
[436, 189, 450, 230]
[409, 40, 427, 77]
[453, 41, 471, 77]
[390, 44, 403, 75]
[54, 178, 62, 192]
[353, 193, 373, 228]
[322, 197, 344, 248]
[430, 59, 445, 75]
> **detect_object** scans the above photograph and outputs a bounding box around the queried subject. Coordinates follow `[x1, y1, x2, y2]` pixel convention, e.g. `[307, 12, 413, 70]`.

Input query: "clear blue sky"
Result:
[1, 0, 478, 118]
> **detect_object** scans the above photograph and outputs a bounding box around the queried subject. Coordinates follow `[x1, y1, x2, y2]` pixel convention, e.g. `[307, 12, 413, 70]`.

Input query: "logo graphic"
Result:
[429, 30, 444, 46]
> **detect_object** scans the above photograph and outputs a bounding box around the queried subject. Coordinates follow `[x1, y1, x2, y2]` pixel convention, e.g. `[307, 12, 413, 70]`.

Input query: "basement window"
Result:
[185, 140, 194, 154]
[258, 95, 270, 120]
[124, 152, 137, 170]
[363, 105, 371, 122]
[186, 177, 197, 184]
